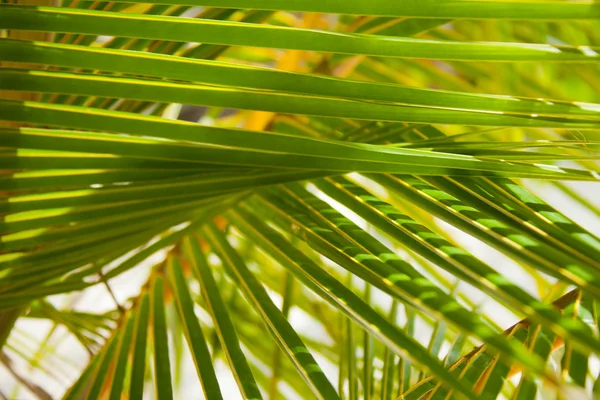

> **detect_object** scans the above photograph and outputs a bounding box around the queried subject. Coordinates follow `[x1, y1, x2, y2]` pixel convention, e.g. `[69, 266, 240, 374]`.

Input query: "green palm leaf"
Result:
[2, 1, 600, 399]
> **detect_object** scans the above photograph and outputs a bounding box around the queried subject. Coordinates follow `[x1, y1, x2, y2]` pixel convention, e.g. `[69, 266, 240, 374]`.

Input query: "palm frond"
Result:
[1, 1, 600, 398]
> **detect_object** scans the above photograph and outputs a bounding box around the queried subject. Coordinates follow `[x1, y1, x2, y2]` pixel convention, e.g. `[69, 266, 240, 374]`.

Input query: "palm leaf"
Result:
[2, 1, 600, 399]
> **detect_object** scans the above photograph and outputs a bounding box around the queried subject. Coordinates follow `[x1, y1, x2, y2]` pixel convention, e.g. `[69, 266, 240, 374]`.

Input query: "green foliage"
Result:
[1, 1, 600, 399]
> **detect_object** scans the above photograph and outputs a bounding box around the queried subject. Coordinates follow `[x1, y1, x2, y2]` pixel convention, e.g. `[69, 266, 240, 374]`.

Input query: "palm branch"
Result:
[1, 1, 600, 399]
